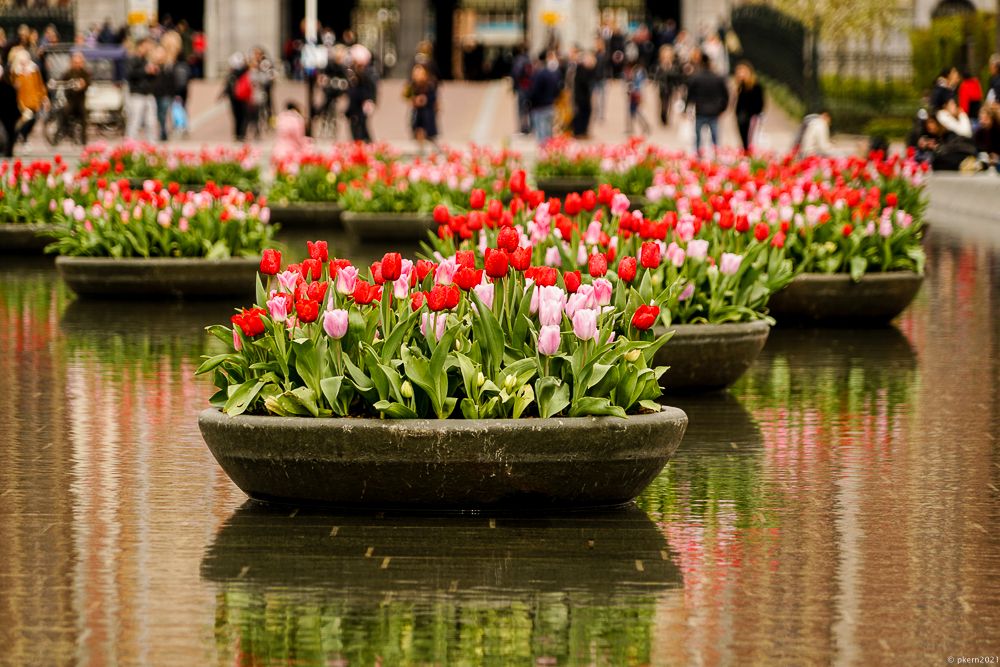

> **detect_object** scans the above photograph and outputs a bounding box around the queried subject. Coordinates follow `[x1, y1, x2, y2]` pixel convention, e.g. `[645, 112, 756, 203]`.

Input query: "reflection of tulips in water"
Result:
[0, 258, 69, 354]
[202, 503, 680, 665]
[60, 298, 233, 367]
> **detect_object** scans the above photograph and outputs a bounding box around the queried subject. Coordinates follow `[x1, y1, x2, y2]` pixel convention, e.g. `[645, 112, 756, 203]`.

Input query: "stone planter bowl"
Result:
[768, 271, 924, 325]
[0, 223, 61, 254]
[200, 502, 680, 600]
[198, 407, 688, 510]
[341, 211, 436, 244]
[654, 320, 770, 392]
[267, 201, 343, 229]
[535, 176, 598, 199]
[56, 256, 260, 299]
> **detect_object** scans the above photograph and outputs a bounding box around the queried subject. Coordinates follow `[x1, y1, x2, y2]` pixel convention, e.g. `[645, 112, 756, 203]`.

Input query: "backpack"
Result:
[233, 71, 252, 102]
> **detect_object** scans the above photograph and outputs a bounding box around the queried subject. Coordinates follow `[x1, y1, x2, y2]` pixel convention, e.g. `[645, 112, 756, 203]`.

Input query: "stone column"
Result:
[398, 0, 428, 74]
[204, 0, 282, 78]
[528, 0, 598, 56]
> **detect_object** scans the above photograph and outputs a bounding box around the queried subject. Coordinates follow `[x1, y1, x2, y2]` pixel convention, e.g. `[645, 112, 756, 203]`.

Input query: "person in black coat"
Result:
[734, 61, 764, 151]
[571, 51, 596, 138]
[404, 63, 438, 152]
[652, 44, 682, 126]
[0, 65, 20, 157]
[684, 52, 729, 152]
[346, 45, 377, 143]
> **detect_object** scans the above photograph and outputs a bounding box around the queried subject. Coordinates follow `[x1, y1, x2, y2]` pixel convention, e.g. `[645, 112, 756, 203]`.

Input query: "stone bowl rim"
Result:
[55, 255, 262, 266]
[658, 319, 771, 336]
[198, 404, 689, 434]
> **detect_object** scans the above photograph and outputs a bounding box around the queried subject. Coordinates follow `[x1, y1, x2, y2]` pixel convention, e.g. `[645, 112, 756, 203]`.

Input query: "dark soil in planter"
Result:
[535, 176, 598, 199]
[267, 201, 343, 229]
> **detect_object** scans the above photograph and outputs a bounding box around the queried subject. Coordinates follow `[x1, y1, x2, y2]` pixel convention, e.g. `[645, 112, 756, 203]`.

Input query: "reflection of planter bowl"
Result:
[61, 298, 235, 340]
[198, 407, 688, 510]
[535, 176, 597, 198]
[654, 320, 770, 392]
[0, 223, 60, 253]
[56, 256, 260, 299]
[768, 271, 923, 325]
[341, 211, 435, 244]
[267, 201, 343, 229]
[201, 503, 679, 600]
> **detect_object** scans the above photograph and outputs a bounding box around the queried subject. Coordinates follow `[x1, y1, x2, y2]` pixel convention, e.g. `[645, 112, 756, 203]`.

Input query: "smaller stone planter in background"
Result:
[535, 177, 598, 199]
[768, 271, 924, 325]
[56, 256, 261, 299]
[266, 202, 344, 230]
[0, 224, 61, 254]
[653, 320, 771, 392]
[341, 211, 436, 244]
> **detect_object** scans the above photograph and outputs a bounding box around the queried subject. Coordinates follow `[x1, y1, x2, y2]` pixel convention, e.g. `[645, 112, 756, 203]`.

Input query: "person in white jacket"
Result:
[935, 98, 972, 138]
[799, 111, 833, 156]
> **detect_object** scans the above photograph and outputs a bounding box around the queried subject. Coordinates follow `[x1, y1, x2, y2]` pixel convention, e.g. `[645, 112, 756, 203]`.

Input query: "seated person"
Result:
[935, 98, 972, 138]
[974, 103, 1000, 170]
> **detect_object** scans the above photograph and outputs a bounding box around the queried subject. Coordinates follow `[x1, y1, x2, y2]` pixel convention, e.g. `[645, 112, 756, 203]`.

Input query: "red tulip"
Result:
[487, 198, 503, 221]
[588, 252, 607, 277]
[455, 250, 475, 269]
[231, 307, 266, 337]
[306, 280, 328, 303]
[259, 249, 281, 275]
[484, 248, 509, 279]
[509, 169, 526, 195]
[563, 270, 581, 293]
[411, 291, 425, 311]
[631, 304, 660, 330]
[416, 259, 437, 282]
[295, 298, 320, 323]
[454, 266, 483, 290]
[564, 192, 582, 216]
[753, 223, 770, 242]
[307, 240, 329, 262]
[433, 204, 450, 224]
[842, 223, 854, 237]
[497, 226, 519, 252]
[640, 242, 661, 269]
[510, 246, 532, 271]
[470, 188, 486, 210]
[301, 258, 322, 281]
[618, 256, 637, 283]
[581, 189, 597, 211]
[427, 284, 451, 311]
[381, 252, 402, 281]
[353, 279, 378, 305]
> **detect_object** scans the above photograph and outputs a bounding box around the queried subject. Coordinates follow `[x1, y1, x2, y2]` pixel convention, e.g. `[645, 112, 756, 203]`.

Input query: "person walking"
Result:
[593, 37, 609, 122]
[528, 50, 561, 145]
[223, 52, 251, 142]
[272, 102, 310, 163]
[404, 62, 439, 153]
[571, 51, 595, 138]
[0, 65, 20, 156]
[9, 48, 46, 146]
[624, 55, 651, 136]
[345, 44, 377, 142]
[510, 45, 533, 134]
[652, 44, 681, 126]
[126, 38, 158, 141]
[734, 60, 764, 151]
[61, 50, 90, 143]
[684, 54, 728, 152]
[151, 46, 175, 141]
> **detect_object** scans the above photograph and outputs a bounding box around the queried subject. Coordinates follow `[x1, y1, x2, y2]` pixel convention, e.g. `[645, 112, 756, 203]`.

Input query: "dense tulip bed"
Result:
[198, 240, 671, 419]
[0, 157, 76, 224]
[79, 141, 260, 191]
[425, 183, 793, 324]
[270, 143, 520, 214]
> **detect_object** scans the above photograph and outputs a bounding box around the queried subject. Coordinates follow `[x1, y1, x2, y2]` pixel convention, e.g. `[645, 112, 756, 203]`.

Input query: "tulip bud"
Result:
[476, 371, 485, 388]
[625, 349, 642, 363]
[401, 380, 414, 399]
[504, 374, 516, 392]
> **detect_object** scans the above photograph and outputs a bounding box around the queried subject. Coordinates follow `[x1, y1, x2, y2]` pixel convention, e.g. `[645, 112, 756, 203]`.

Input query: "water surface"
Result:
[0, 221, 997, 665]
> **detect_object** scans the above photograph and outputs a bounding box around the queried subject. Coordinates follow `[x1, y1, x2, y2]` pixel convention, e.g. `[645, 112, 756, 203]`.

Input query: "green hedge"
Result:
[911, 12, 997, 93]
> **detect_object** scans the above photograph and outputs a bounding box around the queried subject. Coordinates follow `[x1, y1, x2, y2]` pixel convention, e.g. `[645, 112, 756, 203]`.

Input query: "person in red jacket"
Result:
[957, 69, 983, 121]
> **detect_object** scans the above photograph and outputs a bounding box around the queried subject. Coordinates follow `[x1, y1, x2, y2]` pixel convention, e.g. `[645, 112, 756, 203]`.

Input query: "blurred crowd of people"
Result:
[510, 19, 766, 154]
[908, 57, 1000, 172]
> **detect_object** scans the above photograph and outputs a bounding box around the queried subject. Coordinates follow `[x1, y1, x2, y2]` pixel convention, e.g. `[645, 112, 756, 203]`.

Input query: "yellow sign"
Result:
[541, 10, 561, 26]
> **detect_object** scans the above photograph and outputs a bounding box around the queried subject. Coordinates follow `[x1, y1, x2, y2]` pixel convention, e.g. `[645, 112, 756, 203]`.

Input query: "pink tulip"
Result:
[538, 286, 566, 326]
[592, 278, 612, 306]
[687, 239, 709, 261]
[336, 265, 359, 295]
[435, 257, 457, 285]
[720, 253, 743, 276]
[323, 309, 349, 339]
[545, 245, 562, 267]
[420, 312, 447, 341]
[266, 293, 290, 322]
[537, 324, 561, 356]
[572, 308, 598, 341]
[678, 282, 695, 301]
[473, 282, 494, 310]
[232, 328, 242, 351]
[611, 193, 630, 216]
[277, 270, 300, 292]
